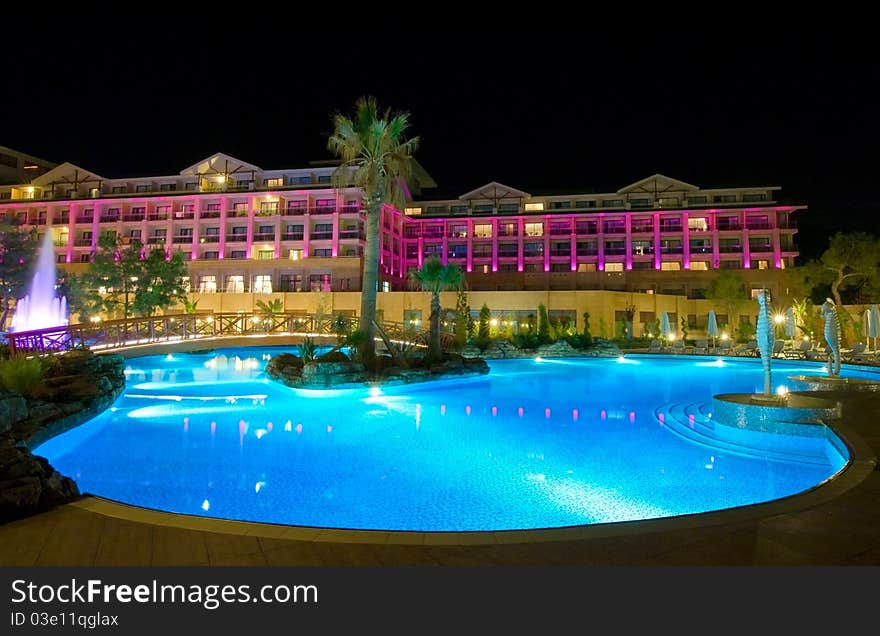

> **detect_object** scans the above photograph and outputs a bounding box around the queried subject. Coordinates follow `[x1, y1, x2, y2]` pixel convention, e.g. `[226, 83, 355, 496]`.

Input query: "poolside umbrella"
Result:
[707, 309, 718, 349]
[869, 304, 879, 351]
[785, 307, 796, 339]
[660, 311, 671, 340]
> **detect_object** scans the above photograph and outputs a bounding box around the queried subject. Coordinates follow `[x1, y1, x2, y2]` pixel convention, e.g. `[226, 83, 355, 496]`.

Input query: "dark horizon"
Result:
[2, 34, 876, 261]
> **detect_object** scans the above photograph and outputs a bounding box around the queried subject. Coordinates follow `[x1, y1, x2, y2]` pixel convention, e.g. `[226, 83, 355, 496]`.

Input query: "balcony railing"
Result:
[99, 215, 120, 223]
[172, 236, 193, 244]
[719, 245, 742, 253]
[52, 217, 69, 225]
[309, 207, 336, 215]
[226, 235, 247, 242]
[659, 225, 682, 233]
[310, 232, 332, 240]
[74, 239, 92, 247]
[631, 225, 653, 233]
[174, 212, 195, 220]
[146, 237, 165, 244]
[284, 207, 307, 216]
[603, 226, 626, 234]
[253, 233, 275, 241]
[690, 246, 713, 254]
[746, 223, 771, 230]
[339, 230, 365, 240]
[200, 211, 221, 219]
[604, 248, 626, 256]
[200, 235, 220, 243]
[660, 247, 683, 254]
[339, 205, 361, 214]
[74, 216, 93, 224]
[122, 214, 145, 222]
[148, 214, 169, 221]
[717, 223, 742, 231]
[281, 233, 304, 241]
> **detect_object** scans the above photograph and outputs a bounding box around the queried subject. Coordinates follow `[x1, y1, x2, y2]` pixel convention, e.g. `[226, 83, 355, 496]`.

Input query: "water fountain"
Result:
[9, 230, 69, 333]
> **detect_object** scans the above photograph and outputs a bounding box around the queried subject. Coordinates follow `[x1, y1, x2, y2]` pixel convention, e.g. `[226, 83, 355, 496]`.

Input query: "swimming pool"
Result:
[35, 348, 869, 532]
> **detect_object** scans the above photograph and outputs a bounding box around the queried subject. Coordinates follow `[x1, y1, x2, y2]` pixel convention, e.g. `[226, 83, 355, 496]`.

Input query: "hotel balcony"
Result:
[200, 211, 221, 219]
[281, 233, 304, 241]
[226, 235, 247, 242]
[660, 247, 684, 254]
[339, 230, 365, 240]
[339, 205, 361, 215]
[146, 237, 166, 244]
[148, 213, 169, 221]
[309, 207, 335, 216]
[74, 239, 92, 247]
[74, 216, 93, 224]
[631, 225, 653, 233]
[310, 232, 332, 240]
[719, 245, 742, 253]
[174, 212, 195, 220]
[172, 235, 192, 244]
[604, 248, 626, 256]
[746, 222, 771, 230]
[284, 207, 307, 216]
[123, 214, 145, 222]
[52, 217, 69, 225]
[717, 222, 742, 231]
[253, 233, 275, 241]
[99, 215, 120, 223]
[689, 245, 713, 254]
[659, 225, 682, 233]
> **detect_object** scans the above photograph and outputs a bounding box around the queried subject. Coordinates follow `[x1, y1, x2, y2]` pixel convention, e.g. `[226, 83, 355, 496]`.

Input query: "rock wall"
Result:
[0, 349, 126, 523]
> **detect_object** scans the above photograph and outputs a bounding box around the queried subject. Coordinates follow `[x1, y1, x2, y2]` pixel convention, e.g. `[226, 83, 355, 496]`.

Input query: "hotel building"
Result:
[0, 150, 803, 325]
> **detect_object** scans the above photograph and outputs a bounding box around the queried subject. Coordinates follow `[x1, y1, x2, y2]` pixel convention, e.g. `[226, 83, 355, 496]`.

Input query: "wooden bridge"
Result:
[4, 312, 433, 354]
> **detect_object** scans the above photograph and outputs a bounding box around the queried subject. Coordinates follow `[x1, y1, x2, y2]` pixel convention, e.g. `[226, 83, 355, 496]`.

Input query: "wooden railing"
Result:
[4, 312, 430, 354]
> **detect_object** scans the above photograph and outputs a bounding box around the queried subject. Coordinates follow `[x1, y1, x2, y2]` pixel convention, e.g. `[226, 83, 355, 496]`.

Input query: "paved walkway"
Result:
[2, 389, 878, 566]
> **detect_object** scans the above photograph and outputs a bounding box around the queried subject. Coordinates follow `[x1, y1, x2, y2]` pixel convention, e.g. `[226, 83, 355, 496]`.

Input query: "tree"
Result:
[454, 290, 470, 348]
[80, 236, 188, 319]
[409, 257, 462, 360]
[328, 96, 420, 365]
[706, 270, 750, 329]
[817, 231, 879, 306]
[478, 304, 491, 341]
[0, 218, 39, 331]
[538, 304, 551, 342]
[255, 298, 284, 332]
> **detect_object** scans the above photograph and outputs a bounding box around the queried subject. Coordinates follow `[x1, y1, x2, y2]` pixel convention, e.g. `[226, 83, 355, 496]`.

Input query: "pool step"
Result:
[654, 401, 831, 466]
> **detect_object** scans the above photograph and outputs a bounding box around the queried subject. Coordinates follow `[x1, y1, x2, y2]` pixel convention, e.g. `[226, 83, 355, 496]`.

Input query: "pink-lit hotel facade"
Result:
[0, 151, 802, 301]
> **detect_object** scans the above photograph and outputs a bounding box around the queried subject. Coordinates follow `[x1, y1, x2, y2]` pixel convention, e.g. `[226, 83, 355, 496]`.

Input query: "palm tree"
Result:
[410, 257, 463, 361]
[255, 298, 284, 332]
[328, 96, 419, 365]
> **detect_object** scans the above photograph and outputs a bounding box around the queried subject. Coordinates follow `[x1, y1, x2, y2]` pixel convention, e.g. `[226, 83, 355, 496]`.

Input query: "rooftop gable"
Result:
[180, 152, 262, 176]
[459, 181, 531, 201]
[31, 162, 105, 187]
[617, 174, 699, 195]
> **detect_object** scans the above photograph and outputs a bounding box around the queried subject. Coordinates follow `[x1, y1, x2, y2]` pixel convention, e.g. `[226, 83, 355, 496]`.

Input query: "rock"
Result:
[459, 346, 482, 359]
[301, 360, 365, 387]
[316, 350, 350, 363]
[0, 476, 42, 517]
[0, 392, 28, 430]
[536, 340, 578, 357]
[483, 340, 519, 358]
[265, 353, 305, 387]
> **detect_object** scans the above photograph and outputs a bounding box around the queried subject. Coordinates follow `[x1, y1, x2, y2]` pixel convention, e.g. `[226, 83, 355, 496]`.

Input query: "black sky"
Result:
[1, 30, 876, 261]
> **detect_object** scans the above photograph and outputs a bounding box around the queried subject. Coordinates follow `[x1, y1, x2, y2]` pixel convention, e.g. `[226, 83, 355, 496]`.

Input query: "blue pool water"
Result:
[35, 349, 871, 531]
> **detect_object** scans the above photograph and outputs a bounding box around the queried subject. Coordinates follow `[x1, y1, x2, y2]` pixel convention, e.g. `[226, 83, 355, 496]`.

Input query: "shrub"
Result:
[0, 354, 48, 396]
[300, 337, 318, 362]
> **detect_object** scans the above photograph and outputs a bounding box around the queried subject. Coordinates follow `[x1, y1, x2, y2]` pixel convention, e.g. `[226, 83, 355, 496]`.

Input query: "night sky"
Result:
[2, 33, 876, 261]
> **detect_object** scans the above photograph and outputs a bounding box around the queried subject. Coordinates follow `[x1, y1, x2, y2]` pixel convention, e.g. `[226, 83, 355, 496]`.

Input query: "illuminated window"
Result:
[524, 202, 544, 212]
[690, 261, 709, 270]
[473, 224, 492, 238]
[482, 264, 489, 273]
[605, 262, 624, 272]
[578, 263, 597, 273]
[288, 249, 303, 261]
[661, 261, 681, 271]
[257, 250, 274, 260]
[405, 207, 422, 216]
[198, 275, 217, 293]
[658, 197, 680, 207]
[264, 177, 283, 188]
[381, 281, 391, 292]
[524, 222, 544, 237]
[225, 275, 245, 293]
[253, 275, 273, 293]
[688, 217, 708, 231]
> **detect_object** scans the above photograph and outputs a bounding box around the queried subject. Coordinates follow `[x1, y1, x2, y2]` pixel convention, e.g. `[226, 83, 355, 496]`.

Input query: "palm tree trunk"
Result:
[359, 205, 381, 365]
[431, 291, 441, 360]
